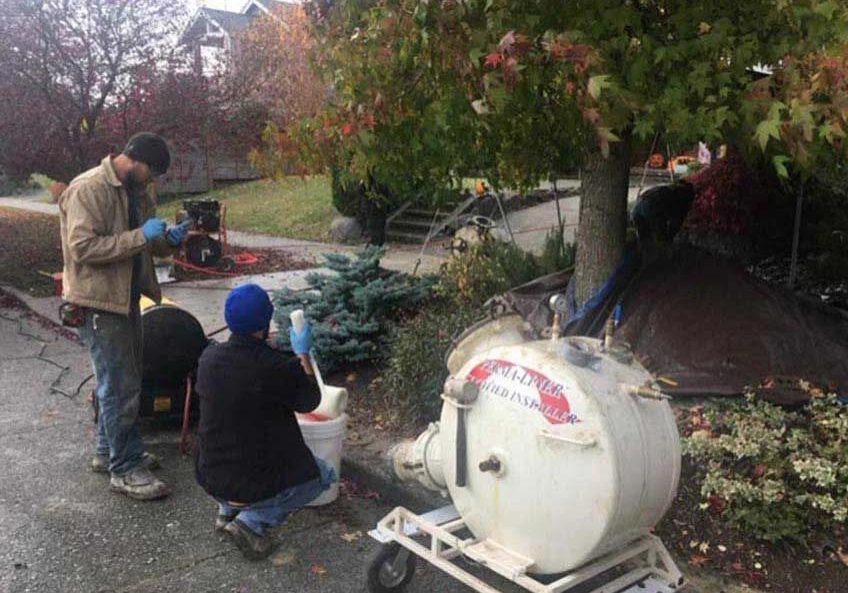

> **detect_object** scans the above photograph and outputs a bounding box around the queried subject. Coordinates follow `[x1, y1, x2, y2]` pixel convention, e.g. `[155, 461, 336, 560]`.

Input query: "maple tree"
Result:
[298, 0, 848, 304]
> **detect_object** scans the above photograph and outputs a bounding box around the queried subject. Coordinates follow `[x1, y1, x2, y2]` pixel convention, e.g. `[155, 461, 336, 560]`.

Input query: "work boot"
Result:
[223, 520, 275, 560]
[109, 467, 170, 501]
[91, 451, 161, 474]
[214, 512, 238, 533]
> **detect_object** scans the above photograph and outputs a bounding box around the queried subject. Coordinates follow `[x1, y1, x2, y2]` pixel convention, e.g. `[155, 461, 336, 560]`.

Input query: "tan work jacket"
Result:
[58, 156, 172, 315]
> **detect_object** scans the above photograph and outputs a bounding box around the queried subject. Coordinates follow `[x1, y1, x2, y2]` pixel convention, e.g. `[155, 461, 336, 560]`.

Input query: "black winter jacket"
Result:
[195, 334, 320, 503]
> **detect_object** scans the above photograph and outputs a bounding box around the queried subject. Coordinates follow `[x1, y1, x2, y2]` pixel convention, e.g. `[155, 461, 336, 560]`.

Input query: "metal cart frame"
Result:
[368, 505, 685, 593]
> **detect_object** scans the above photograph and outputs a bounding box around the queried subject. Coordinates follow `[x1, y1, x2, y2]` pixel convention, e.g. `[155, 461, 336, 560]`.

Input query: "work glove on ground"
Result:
[165, 221, 191, 246]
[142, 218, 167, 242]
[289, 323, 313, 356]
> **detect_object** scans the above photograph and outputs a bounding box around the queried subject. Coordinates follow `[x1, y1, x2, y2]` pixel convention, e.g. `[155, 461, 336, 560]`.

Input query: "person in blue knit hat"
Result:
[194, 283, 336, 559]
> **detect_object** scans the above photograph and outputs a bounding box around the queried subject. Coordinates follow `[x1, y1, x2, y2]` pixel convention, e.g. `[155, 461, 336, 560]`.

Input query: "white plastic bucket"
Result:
[297, 413, 348, 506]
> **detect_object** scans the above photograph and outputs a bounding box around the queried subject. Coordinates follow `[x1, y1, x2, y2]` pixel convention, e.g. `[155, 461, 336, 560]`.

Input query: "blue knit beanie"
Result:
[225, 284, 273, 335]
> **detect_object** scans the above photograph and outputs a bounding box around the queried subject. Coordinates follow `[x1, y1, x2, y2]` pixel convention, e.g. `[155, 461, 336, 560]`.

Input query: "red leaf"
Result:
[484, 53, 504, 68]
[688, 554, 709, 567]
[708, 495, 727, 514]
[341, 122, 356, 136]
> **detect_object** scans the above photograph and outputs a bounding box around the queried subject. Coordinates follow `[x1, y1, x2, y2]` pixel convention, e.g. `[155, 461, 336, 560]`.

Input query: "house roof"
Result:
[203, 8, 254, 34]
[180, 1, 300, 47]
[179, 6, 256, 46]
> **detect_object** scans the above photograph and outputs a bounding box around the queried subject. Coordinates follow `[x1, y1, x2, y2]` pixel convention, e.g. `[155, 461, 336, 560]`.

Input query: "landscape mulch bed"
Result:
[0, 207, 63, 296]
[750, 255, 848, 312]
[170, 245, 316, 282]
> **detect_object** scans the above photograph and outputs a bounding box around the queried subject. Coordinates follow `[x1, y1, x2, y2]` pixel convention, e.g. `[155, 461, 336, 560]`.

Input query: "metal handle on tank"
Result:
[538, 429, 597, 448]
[443, 378, 479, 489]
[456, 411, 468, 487]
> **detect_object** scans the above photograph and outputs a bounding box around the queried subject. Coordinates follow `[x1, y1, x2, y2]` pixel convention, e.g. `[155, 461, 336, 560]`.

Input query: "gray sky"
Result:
[195, 1, 244, 11]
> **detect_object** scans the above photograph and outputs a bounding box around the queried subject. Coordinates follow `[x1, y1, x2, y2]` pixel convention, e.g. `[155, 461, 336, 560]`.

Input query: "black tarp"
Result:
[504, 246, 848, 397]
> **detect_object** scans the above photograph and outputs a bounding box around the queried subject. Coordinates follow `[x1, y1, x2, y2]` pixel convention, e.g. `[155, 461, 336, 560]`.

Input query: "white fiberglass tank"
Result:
[440, 335, 680, 575]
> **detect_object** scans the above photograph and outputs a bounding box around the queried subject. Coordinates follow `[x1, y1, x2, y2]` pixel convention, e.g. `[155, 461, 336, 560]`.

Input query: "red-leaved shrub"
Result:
[684, 151, 770, 236]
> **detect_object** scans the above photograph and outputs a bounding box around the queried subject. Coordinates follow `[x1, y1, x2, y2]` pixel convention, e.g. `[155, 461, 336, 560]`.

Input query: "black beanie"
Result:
[123, 132, 171, 176]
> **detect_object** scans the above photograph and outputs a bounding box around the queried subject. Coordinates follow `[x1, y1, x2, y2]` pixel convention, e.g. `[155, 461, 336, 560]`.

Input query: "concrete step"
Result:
[405, 208, 451, 219]
[390, 218, 445, 230]
[386, 230, 447, 244]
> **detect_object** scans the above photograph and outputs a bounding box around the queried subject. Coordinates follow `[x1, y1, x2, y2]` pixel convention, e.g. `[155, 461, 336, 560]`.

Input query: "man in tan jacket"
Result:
[59, 133, 189, 501]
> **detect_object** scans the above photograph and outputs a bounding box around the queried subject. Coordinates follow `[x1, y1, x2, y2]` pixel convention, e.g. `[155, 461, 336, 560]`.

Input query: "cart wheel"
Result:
[218, 256, 236, 272]
[366, 543, 417, 593]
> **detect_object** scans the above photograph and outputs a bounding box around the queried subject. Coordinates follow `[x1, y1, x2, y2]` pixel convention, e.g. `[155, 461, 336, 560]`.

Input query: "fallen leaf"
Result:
[689, 554, 709, 567]
[341, 531, 362, 543]
[837, 547, 848, 567]
[346, 372, 357, 383]
[717, 545, 727, 553]
[310, 563, 327, 575]
[271, 550, 296, 567]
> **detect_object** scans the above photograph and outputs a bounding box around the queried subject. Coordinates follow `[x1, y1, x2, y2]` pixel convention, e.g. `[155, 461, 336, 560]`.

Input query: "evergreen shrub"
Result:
[376, 302, 480, 423]
[273, 245, 434, 371]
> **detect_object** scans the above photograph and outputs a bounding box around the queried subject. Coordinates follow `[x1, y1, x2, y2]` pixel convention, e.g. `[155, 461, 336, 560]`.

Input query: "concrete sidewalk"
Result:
[0, 196, 57, 216]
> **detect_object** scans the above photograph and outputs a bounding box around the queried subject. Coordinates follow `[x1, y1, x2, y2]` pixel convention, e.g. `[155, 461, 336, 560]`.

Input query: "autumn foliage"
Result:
[0, 0, 188, 182]
[685, 152, 771, 236]
[230, 4, 327, 128]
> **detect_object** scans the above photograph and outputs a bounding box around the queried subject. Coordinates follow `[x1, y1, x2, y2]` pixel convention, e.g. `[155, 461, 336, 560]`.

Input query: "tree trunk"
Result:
[574, 136, 631, 307]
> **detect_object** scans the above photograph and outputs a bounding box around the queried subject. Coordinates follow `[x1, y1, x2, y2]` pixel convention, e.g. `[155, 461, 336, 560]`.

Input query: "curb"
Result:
[341, 441, 445, 514]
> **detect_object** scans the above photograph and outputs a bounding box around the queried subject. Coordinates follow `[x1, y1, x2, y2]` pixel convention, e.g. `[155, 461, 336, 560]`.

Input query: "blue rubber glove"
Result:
[289, 323, 313, 355]
[165, 221, 191, 246]
[141, 218, 167, 242]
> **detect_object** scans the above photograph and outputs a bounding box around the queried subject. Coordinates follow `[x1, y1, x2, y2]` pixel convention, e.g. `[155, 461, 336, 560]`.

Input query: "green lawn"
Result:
[157, 176, 335, 241]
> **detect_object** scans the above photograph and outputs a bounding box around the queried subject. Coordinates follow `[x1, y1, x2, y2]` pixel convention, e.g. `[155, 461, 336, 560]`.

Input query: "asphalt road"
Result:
[0, 305, 485, 593]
